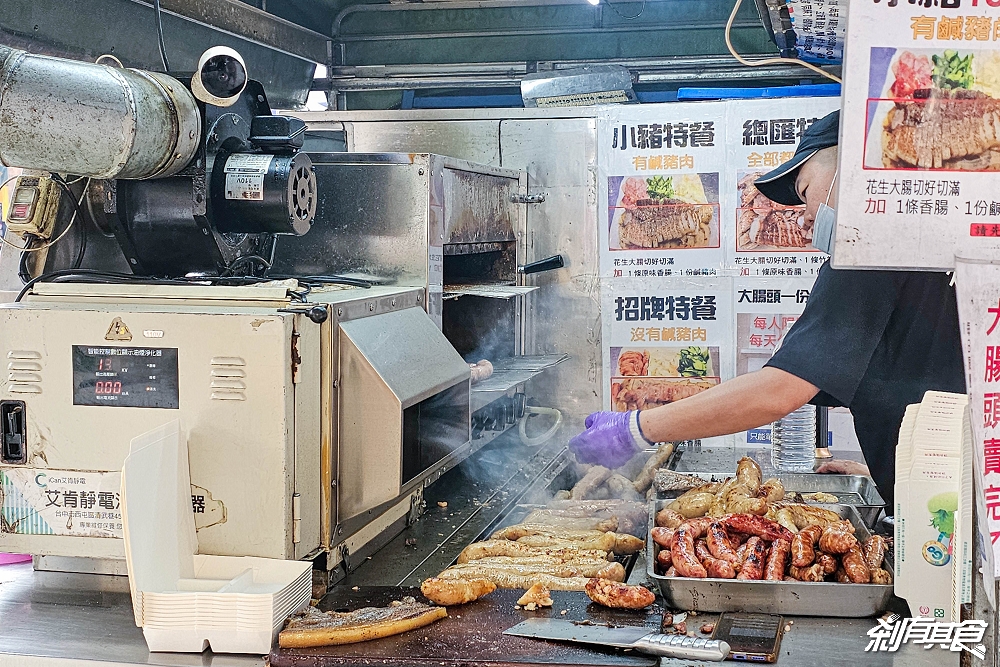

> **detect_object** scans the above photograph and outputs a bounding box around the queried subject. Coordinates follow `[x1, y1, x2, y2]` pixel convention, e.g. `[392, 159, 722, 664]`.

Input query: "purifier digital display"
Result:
[72, 346, 179, 409]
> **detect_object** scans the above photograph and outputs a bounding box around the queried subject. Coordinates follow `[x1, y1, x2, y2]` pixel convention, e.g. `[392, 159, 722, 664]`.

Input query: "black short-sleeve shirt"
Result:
[765, 261, 967, 507]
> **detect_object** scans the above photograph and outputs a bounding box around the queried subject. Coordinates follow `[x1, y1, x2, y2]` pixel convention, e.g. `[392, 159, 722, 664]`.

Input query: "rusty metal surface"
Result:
[441, 169, 518, 245]
[269, 587, 661, 667]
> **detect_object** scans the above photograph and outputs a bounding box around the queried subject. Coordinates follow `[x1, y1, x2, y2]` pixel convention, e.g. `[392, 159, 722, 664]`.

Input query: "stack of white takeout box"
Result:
[122, 421, 311, 654]
[894, 391, 974, 623]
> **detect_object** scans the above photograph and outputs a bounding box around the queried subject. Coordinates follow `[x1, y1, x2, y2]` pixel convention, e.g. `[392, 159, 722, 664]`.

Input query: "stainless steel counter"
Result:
[0, 562, 263, 667]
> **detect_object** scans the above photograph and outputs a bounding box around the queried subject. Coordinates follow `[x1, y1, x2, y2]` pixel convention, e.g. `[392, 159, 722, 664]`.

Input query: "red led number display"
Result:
[95, 381, 123, 395]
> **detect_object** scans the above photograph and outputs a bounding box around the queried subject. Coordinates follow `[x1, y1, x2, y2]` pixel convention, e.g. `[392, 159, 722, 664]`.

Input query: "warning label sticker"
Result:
[0, 469, 123, 538]
[224, 153, 273, 174]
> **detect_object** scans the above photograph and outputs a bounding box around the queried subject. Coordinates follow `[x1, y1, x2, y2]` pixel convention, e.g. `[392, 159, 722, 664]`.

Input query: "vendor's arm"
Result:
[638, 368, 818, 442]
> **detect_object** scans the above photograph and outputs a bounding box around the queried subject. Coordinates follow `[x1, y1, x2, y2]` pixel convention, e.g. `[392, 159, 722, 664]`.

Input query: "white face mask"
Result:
[811, 168, 838, 255]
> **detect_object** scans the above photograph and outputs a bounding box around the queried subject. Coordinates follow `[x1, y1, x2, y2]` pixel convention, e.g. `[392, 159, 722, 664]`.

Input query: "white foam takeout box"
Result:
[122, 420, 311, 653]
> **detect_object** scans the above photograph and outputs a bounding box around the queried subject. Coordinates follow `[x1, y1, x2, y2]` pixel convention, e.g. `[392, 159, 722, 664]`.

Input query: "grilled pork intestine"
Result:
[737, 172, 809, 250]
[883, 88, 1000, 170]
[618, 199, 714, 249]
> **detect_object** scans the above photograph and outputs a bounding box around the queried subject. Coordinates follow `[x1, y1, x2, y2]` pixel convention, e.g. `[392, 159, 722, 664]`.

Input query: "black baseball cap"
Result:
[754, 110, 840, 206]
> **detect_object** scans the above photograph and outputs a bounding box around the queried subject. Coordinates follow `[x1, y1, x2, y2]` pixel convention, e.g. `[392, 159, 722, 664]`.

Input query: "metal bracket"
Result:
[407, 487, 425, 526]
[338, 543, 351, 572]
[510, 192, 546, 204]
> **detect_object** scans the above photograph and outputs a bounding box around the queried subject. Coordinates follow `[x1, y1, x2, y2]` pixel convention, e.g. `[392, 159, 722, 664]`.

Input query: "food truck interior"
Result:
[0, 0, 996, 665]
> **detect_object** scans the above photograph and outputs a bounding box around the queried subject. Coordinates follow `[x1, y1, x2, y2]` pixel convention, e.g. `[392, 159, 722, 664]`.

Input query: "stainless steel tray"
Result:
[656, 472, 885, 527]
[646, 502, 894, 617]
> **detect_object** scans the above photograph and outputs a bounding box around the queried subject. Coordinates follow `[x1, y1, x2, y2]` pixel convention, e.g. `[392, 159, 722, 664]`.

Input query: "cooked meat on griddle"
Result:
[585, 578, 656, 609]
[517, 583, 553, 607]
[437, 558, 625, 582]
[456, 540, 611, 564]
[278, 603, 447, 648]
[883, 88, 1000, 169]
[420, 577, 496, 606]
[522, 510, 620, 532]
[618, 199, 713, 249]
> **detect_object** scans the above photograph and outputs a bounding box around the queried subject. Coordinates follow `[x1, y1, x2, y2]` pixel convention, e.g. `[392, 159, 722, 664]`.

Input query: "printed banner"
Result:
[598, 103, 727, 277]
[1, 469, 122, 538]
[733, 277, 816, 445]
[838, 0, 1000, 269]
[601, 277, 733, 414]
[954, 256, 1000, 577]
[726, 97, 840, 275]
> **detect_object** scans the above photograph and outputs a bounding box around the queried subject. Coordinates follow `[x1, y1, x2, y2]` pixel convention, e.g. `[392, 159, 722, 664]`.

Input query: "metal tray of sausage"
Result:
[646, 501, 894, 617]
[655, 472, 885, 527]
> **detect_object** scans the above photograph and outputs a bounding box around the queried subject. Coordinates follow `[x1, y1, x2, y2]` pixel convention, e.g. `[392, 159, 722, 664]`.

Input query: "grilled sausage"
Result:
[706, 521, 742, 566]
[818, 523, 858, 555]
[861, 535, 888, 570]
[842, 546, 871, 583]
[724, 484, 768, 515]
[736, 456, 762, 494]
[656, 547, 673, 570]
[665, 565, 678, 577]
[764, 538, 791, 581]
[585, 578, 656, 609]
[668, 492, 715, 519]
[774, 507, 799, 534]
[694, 539, 737, 579]
[724, 514, 794, 543]
[789, 564, 825, 582]
[670, 525, 708, 578]
[790, 524, 823, 567]
[815, 552, 838, 575]
[736, 541, 748, 563]
[651, 527, 674, 549]
[870, 568, 893, 585]
[655, 508, 686, 529]
[757, 478, 785, 504]
[736, 536, 766, 580]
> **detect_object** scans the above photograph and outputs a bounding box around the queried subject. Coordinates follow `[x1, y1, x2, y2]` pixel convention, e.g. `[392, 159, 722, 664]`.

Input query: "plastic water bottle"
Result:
[770, 405, 816, 472]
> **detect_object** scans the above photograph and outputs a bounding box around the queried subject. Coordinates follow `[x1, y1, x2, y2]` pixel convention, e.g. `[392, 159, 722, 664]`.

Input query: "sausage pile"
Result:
[653, 512, 892, 584]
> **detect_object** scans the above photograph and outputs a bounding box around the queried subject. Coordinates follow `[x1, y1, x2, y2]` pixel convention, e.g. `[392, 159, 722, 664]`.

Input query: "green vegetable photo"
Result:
[677, 346, 711, 377]
[931, 50, 974, 90]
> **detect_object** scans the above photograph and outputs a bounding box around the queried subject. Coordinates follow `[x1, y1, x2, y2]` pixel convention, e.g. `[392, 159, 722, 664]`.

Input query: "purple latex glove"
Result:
[568, 411, 645, 469]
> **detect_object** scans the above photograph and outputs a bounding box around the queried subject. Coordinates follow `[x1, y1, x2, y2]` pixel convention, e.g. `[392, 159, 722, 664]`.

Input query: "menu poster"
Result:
[837, 0, 1000, 270]
[601, 278, 733, 415]
[733, 277, 816, 446]
[726, 97, 840, 276]
[598, 104, 727, 277]
[954, 257, 1000, 576]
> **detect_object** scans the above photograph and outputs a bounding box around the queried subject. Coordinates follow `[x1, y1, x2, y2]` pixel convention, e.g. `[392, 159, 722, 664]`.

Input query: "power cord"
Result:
[725, 0, 842, 84]
[49, 174, 88, 269]
[603, 0, 644, 22]
[153, 0, 170, 72]
[17, 234, 36, 284]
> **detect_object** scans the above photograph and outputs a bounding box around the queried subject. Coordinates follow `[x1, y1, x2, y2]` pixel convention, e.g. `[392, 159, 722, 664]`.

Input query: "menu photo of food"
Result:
[866, 46, 1000, 170]
[609, 345, 720, 411]
[611, 345, 719, 378]
[736, 170, 816, 252]
[610, 377, 719, 412]
[608, 173, 720, 250]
